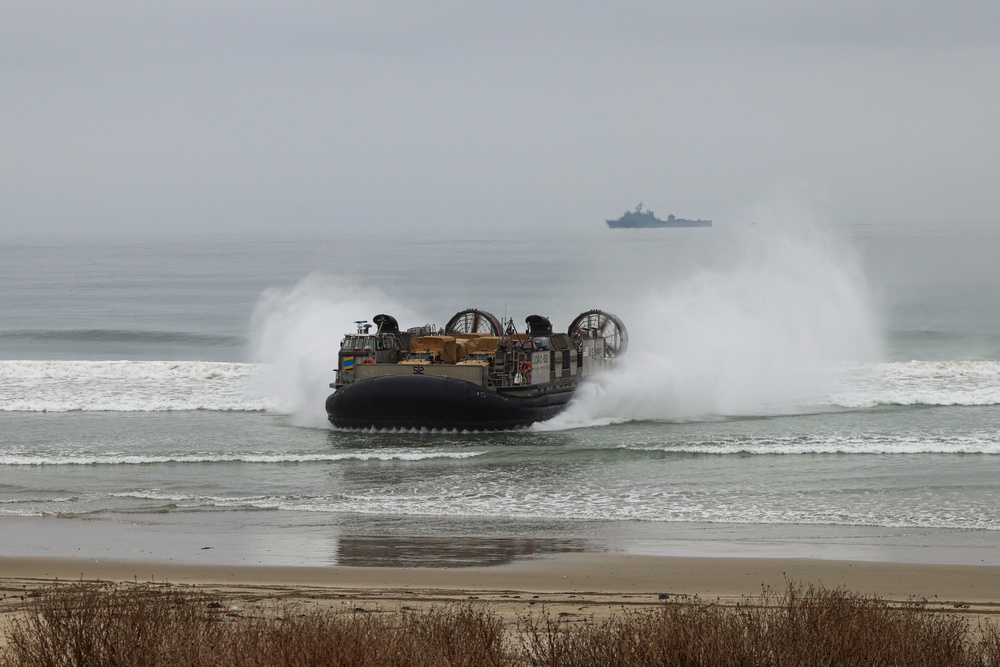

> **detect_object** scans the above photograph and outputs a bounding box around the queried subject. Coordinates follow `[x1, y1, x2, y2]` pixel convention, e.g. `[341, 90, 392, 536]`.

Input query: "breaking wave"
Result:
[831, 360, 1000, 408]
[0, 360, 271, 412]
[3, 359, 999, 415]
[0, 450, 485, 466]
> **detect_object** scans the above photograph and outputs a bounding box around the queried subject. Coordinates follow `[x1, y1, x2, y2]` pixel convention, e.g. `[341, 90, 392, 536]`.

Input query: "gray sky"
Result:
[3, 1, 999, 234]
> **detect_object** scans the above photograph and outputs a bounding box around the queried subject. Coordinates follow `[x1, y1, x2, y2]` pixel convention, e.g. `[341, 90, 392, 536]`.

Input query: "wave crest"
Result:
[0, 360, 272, 412]
[832, 360, 1000, 408]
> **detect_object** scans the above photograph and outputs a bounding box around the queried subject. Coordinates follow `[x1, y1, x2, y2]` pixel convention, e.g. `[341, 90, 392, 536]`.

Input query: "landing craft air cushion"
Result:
[325, 309, 627, 430]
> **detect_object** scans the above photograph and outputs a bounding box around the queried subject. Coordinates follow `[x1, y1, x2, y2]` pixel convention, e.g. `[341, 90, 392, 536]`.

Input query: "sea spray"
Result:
[246, 273, 424, 427]
[245, 222, 883, 429]
[541, 218, 884, 428]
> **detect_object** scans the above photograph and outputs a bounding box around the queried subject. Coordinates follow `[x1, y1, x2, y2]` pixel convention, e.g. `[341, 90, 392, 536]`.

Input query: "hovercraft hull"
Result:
[326, 373, 575, 430]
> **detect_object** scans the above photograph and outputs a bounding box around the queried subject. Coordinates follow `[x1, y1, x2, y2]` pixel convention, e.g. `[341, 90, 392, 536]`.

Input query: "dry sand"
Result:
[3, 552, 1000, 644]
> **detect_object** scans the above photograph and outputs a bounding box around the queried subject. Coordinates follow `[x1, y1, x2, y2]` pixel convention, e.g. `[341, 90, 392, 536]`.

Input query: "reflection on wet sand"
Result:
[333, 535, 589, 568]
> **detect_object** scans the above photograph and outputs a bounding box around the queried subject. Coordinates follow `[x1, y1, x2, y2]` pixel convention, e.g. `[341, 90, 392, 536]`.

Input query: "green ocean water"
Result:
[2, 222, 1000, 566]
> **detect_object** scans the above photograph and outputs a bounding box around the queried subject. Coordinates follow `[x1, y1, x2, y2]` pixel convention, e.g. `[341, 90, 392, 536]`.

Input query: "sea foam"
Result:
[0, 450, 485, 466]
[0, 360, 271, 412]
[831, 360, 1000, 408]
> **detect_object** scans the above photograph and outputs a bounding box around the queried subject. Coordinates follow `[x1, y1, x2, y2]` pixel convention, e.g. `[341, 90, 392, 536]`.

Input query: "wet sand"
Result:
[3, 552, 1000, 610]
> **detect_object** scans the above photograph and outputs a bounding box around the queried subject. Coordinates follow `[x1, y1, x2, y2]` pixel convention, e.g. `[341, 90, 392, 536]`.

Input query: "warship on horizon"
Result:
[606, 203, 711, 229]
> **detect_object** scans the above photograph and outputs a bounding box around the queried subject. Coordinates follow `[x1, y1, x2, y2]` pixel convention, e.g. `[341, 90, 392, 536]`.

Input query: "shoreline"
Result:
[4, 515, 1000, 626]
[6, 514, 1000, 568]
[4, 552, 1000, 603]
[6, 524, 1000, 649]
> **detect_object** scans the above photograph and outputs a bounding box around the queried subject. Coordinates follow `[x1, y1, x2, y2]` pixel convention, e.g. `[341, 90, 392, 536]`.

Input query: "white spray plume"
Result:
[246, 273, 422, 427]
[541, 215, 884, 429]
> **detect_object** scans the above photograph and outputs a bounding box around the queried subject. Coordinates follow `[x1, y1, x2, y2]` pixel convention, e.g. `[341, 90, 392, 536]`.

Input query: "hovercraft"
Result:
[325, 309, 627, 431]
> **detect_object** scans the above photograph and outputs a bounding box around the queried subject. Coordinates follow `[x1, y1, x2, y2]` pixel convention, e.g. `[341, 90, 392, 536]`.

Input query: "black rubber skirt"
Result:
[326, 374, 572, 430]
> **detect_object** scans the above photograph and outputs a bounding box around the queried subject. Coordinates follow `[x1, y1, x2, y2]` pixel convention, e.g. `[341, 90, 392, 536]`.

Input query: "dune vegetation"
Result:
[2, 582, 999, 666]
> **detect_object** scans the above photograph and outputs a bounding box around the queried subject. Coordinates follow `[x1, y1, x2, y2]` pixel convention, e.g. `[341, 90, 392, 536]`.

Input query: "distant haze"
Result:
[3, 2, 999, 234]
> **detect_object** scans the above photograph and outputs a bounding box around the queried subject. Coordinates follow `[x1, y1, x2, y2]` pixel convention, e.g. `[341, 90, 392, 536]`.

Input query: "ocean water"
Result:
[2, 220, 1000, 567]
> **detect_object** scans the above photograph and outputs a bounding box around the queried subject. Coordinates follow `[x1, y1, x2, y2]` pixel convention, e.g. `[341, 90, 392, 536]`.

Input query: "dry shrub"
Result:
[519, 597, 753, 667]
[247, 604, 507, 667]
[0, 584, 507, 667]
[770, 583, 971, 666]
[518, 583, 999, 667]
[3, 582, 999, 667]
[979, 623, 1000, 667]
[1, 583, 235, 667]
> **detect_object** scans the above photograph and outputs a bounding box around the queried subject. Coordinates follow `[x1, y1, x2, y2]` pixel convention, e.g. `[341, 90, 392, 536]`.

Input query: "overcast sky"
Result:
[3, 2, 999, 234]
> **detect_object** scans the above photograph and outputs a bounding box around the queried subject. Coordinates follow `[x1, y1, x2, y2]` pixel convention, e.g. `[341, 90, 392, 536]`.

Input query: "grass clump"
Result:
[2, 582, 999, 666]
[518, 584, 1000, 666]
[1, 584, 506, 667]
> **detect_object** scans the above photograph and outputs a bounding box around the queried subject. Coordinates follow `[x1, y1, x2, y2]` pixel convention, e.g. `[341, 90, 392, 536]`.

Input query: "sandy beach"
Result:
[2, 552, 1000, 600]
[5, 512, 1000, 620]
[5, 513, 1000, 666]
[4, 552, 1000, 631]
